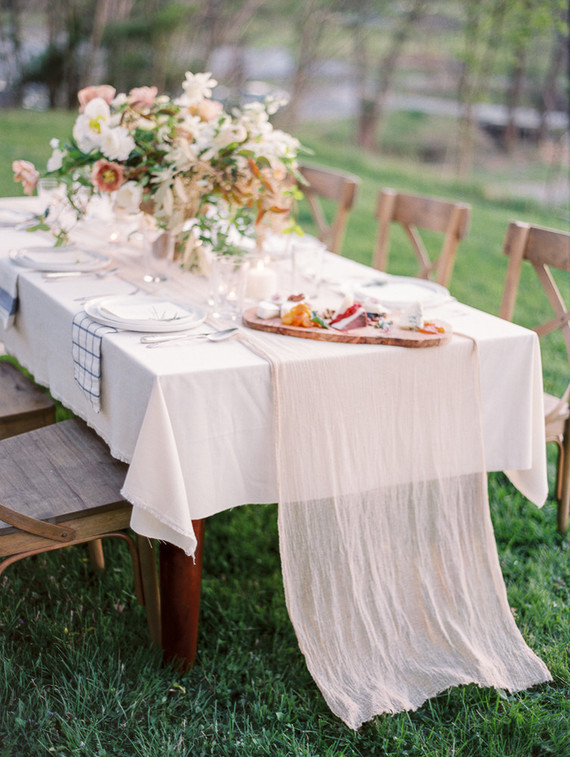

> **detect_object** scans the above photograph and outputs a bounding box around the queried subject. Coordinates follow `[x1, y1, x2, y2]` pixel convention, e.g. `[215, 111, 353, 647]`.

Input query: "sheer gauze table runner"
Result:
[240, 330, 551, 729]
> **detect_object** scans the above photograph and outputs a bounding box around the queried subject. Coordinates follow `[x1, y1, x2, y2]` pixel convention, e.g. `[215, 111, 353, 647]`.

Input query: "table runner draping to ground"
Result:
[241, 331, 552, 729]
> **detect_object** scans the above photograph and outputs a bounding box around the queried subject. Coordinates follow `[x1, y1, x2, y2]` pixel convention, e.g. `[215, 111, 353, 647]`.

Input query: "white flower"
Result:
[193, 122, 217, 154]
[47, 147, 65, 172]
[109, 112, 123, 129]
[111, 92, 128, 108]
[177, 113, 206, 141]
[72, 98, 111, 153]
[100, 126, 136, 161]
[114, 181, 142, 214]
[136, 116, 156, 131]
[238, 102, 271, 130]
[178, 72, 218, 105]
[213, 121, 247, 150]
[265, 94, 289, 115]
[262, 129, 300, 158]
[167, 140, 197, 172]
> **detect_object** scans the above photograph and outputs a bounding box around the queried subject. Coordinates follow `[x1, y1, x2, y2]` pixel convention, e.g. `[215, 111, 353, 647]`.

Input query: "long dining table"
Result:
[0, 197, 551, 727]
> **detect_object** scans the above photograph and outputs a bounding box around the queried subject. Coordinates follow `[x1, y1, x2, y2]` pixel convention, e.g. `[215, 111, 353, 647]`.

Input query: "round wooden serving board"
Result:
[242, 308, 452, 348]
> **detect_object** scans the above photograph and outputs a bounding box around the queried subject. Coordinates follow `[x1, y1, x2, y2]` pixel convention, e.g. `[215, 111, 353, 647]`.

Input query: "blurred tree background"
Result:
[0, 0, 568, 188]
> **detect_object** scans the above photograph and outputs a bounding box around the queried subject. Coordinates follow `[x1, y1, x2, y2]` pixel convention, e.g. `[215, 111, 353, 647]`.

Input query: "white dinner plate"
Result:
[84, 295, 207, 333]
[0, 208, 36, 227]
[10, 245, 111, 272]
[348, 276, 450, 309]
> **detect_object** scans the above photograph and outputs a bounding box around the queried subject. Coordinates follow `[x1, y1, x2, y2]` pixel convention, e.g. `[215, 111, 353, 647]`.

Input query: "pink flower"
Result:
[195, 98, 223, 122]
[12, 160, 39, 195]
[91, 159, 125, 193]
[128, 86, 158, 109]
[78, 85, 116, 112]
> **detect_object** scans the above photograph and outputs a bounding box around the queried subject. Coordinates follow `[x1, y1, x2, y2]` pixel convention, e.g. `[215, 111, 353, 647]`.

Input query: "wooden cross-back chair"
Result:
[0, 359, 56, 439]
[499, 221, 570, 533]
[0, 419, 161, 644]
[298, 164, 359, 255]
[373, 189, 471, 288]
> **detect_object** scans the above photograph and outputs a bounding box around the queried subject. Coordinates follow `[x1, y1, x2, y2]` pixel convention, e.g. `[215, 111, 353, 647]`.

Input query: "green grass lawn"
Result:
[0, 108, 569, 756]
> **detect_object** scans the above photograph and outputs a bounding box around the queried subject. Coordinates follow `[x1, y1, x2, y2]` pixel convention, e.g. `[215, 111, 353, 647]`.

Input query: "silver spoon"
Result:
[141, 327, 239, 347]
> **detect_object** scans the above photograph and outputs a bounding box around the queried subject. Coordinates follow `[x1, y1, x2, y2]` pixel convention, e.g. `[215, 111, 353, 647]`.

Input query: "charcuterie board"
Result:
[242, 308, 452, 348]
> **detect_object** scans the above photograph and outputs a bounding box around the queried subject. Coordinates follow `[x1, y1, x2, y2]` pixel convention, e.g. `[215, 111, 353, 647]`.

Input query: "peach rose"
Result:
[12, 160, 39, 195]
[91, 159, 125, 193]
[195, 98, 223, 122]
[78, 85, 116, 112]
[128, 86, 158, 109]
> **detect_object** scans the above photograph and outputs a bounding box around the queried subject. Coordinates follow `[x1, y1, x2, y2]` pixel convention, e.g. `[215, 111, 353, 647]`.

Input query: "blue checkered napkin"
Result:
[0, 256, 20, 329]
[72, 311, 117, 412]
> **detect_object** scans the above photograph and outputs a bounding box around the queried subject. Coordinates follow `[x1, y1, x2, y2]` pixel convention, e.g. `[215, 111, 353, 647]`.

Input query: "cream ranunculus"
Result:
[100, 126, 136, 162]
[114, 181, 143, 214]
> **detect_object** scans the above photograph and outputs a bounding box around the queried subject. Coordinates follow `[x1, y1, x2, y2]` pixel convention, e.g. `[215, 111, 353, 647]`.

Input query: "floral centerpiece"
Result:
[13, 72, 304, 266]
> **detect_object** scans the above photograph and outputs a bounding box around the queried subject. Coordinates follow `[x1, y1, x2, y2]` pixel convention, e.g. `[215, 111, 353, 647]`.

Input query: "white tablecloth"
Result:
[1, 198, 552, 726]
[0, 198, 547, 556]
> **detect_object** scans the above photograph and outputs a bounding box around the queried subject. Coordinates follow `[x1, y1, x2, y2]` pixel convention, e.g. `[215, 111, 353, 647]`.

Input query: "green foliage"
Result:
[0, 495, 568, 756]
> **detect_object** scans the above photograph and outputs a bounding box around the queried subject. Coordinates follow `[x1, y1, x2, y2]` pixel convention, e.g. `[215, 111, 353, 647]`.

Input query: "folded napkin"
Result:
[71, 312, 117, 412]
[99, 299, 190, 323]
[0, 256, 20, 329]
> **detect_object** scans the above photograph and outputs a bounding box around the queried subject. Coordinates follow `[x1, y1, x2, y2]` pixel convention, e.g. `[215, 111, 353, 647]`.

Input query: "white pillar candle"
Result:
[246, 259, 278, 301]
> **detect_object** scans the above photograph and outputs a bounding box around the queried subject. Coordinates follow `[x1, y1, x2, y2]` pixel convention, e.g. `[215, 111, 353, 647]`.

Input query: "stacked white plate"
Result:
[340, 276, 451, 310]
[84, 295, 207, 333]
[10, 246, 111, 272]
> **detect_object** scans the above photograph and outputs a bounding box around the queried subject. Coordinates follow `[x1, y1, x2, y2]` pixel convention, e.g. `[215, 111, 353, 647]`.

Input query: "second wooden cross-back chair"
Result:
[372, 189, 471, 288]
[0, 359, 56, 439]
[0, 418, 161, 645]
[298, 164, 360, 255]
[499, 221, 570, 533]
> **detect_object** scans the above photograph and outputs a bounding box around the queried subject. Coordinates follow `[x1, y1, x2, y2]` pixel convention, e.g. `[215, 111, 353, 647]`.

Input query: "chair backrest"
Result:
[373, 189, 471, 288]
[499, 221, 570, 369]
[298, 164, 359, 255]
[0, 360, 56, 439]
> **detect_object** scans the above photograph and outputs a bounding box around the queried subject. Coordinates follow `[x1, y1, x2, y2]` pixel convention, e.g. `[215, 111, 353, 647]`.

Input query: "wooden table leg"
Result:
[159, 518, 205, 670]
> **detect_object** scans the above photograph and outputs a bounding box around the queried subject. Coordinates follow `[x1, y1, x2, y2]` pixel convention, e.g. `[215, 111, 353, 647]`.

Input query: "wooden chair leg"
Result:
[557, 429, 570, 534]
[87, 539, 105, 572]
[138, 536, 162, 647]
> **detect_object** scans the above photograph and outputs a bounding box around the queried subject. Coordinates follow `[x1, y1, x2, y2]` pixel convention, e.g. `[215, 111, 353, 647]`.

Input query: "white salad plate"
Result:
[0, 208, 36, 227]
[84, 295, 207, 333]
[10, 246, 111, 272]
[348, 276, 450, 309]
